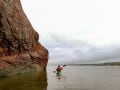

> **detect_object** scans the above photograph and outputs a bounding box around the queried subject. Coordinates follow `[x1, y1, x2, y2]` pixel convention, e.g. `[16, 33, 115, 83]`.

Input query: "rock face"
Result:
[0, 0, 48, 76]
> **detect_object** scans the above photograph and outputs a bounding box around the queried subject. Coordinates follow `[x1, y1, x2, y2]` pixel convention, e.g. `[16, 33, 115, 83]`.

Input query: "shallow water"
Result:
[0, 70, 47, 90]
[0, 66, 120, 90]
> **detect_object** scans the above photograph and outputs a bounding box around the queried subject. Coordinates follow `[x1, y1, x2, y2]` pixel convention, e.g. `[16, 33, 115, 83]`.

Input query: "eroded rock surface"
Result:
[0, 0, 48, 76]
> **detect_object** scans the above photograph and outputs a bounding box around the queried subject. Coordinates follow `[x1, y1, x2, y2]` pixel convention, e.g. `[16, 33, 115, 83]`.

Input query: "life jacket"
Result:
[56, 67, 62, 71]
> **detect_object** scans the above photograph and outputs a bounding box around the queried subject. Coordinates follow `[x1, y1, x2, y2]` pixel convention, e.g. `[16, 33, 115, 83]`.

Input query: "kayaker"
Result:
[56, 65, 63, 76]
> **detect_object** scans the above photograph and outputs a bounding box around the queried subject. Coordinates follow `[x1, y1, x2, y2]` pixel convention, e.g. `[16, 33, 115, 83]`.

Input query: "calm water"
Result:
[0, 66, 120, 90]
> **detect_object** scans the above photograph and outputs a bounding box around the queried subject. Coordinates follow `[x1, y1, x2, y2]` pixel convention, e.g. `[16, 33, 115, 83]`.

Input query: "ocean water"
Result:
[0, 66, 120, 90]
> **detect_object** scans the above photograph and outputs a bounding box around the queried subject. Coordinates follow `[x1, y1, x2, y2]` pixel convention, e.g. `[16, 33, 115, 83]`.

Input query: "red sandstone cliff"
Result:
[0, 0, 48, 76]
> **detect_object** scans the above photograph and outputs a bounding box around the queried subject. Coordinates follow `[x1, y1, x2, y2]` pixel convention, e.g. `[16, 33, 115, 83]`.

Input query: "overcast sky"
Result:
[21, 0, 120, 64]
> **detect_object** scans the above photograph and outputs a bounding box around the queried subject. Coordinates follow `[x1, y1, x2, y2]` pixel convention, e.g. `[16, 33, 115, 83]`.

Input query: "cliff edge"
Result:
[0, 0, 48, 76]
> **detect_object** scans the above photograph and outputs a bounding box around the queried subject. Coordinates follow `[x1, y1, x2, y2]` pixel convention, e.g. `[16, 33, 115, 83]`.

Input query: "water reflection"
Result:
[0, 70, 48, 90]
[55, 70, 67, 89]
[2, 66, 120, 90]
[56, 71, 62, 80]
[47, 66, 120, 90]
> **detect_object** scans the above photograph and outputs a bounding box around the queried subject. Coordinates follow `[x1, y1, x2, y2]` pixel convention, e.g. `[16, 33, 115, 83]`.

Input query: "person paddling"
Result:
[56, 65, 63, 76]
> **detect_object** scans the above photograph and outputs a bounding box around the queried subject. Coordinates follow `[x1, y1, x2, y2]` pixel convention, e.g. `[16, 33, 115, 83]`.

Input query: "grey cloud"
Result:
[40, 33, 120, 65]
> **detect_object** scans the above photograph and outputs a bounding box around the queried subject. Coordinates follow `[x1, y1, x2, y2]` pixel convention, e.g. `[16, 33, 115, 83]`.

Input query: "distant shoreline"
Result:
[48, 63, 120, 66]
